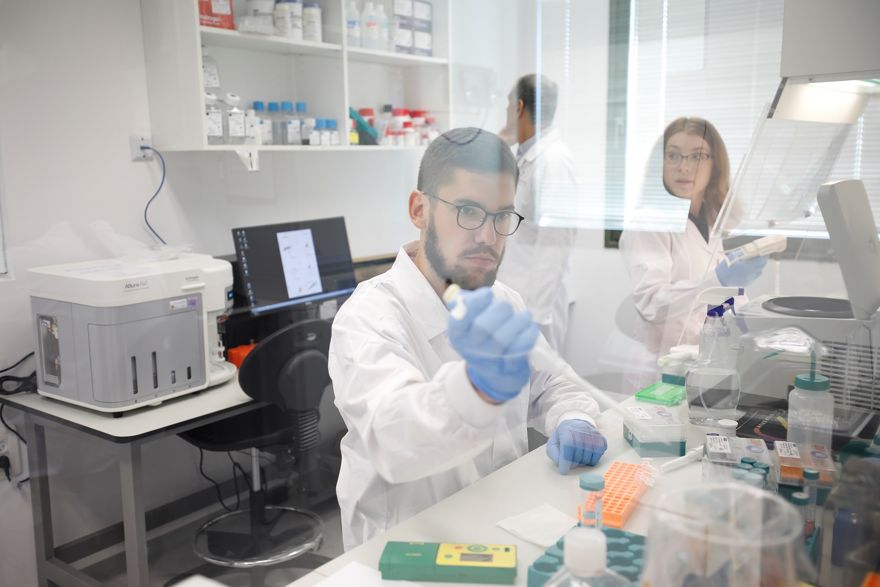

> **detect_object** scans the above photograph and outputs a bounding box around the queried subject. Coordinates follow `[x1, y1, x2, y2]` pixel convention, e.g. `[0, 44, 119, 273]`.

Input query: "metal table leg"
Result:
[119, 442, 149, 586]
[25, 415, 53, 587]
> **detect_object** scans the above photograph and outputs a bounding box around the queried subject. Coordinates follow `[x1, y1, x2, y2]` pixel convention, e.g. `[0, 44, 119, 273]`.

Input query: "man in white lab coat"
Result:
[497, 74, 578, 352]
[329, 128, 606, 550]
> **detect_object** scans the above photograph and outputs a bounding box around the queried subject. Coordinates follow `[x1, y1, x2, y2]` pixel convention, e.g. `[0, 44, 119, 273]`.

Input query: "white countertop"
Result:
[288, 410, 709, 586]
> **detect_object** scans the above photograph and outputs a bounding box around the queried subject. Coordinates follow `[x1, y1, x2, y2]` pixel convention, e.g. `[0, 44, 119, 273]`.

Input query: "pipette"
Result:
[723, 235, 787, 265]
[443, 281, 633, 419]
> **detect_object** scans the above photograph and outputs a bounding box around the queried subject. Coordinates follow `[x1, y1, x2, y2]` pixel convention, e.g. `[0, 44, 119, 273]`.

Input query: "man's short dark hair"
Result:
[417, 128, 518, 197]
[513, 74, 558, 127]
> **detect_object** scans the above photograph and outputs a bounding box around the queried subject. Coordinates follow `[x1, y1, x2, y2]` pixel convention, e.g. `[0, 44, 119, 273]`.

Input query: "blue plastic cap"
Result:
[795, 373, 830, 391]
[328, 119, 337, 130]
[315, 119, 325, 129]
[252, 101, 265, 111]
[707, 304, 725, 318]
[296, 101, 307, 112]
[579, 472, 604, 491]
[281, 101, 293, 111]
[268, 102, 280, 112]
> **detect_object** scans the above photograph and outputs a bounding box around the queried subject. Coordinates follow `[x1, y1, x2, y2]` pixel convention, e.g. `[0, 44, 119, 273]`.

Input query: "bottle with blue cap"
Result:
[685, 299, 741, 425]
[252, 101, 273, 145]
[786, 354, 834, 450]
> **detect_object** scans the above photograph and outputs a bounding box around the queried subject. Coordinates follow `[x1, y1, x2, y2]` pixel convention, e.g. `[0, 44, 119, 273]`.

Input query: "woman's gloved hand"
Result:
[447, 287, 539, 402]
[546, 419, 608, 474]
[715, 255, 768, 287]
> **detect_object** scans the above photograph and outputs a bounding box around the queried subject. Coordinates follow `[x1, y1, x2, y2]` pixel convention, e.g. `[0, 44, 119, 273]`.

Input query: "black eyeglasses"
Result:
[423, 193, 525, 236]
[664, 151, 712, 165]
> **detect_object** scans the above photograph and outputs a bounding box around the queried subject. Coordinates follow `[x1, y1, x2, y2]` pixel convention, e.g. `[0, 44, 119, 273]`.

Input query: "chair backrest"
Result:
[238, 319, 331, 413]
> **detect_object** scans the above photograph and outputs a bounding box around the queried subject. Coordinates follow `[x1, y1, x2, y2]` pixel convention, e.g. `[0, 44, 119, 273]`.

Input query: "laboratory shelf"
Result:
[346, 47, 448, 67]
[199, 26, 342, 57]
[181, 145, 427, 152]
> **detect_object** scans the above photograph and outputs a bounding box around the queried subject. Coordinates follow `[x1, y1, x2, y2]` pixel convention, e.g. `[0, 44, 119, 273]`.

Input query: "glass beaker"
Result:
[641, 482, 814, 587]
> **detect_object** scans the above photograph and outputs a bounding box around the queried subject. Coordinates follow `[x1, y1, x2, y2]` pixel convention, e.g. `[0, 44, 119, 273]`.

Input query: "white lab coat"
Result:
[330, 242, 600, 550]
[618, 218, 724, 385]
[497, 129, 577, 352]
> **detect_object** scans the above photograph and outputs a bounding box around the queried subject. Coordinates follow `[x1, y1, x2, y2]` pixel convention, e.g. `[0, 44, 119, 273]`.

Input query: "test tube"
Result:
[803, 468, 819, 535]
[791, 491, 810, 539]
[579, 473, 604, 529]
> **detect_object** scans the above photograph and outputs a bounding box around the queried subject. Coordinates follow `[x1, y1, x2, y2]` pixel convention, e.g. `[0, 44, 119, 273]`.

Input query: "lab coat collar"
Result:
[521, 127, 561, 164]
[390, 241, 451, 341]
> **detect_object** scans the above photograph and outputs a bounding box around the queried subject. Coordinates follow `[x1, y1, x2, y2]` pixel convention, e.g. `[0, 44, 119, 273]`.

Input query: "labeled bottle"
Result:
[268, 102, 283, 145]
[544, 528, 630, 587]
[319, 119, 332, 145]
[201, 46, 221, 90]
[309, 118, 323, 146]
[376, 3, 390, 51]
[786, 372, 834, 450]
[346, 0, 362, 47]
[303, 2, 323, 42]
[579, 473, 604, 529]
[253, 101, 273, 145]
[245, 108, 261, 145]
[362, 1, 379, 50]
[302, 116, 317, 145]
[204, 92, 224, 145]
[224, 93, 246, 145]
[274, 0, 304, 41]
[280, 101, 296, 144]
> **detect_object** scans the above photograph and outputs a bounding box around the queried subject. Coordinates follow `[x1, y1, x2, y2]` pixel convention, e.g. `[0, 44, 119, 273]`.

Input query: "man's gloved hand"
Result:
[447, 287, 540, 402]
[546, 419, 607, 474]
[715, 255, 768, 287]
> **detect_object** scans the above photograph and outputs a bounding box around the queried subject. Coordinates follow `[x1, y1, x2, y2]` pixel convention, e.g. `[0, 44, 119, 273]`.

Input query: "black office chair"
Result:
[172, 319, 334, 585]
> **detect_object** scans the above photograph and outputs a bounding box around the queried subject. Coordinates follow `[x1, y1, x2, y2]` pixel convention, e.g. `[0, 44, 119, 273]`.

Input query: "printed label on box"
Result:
[627, 406, 652, 420]
[413, 0, 432, 21]
[393, 0, 413, 17]
[211, 0, 231, 15]
[394, 27, 414, 49]
[775, 441, 800, 459]
[706, 434, 731, 454]
[414, 30, 432, 53]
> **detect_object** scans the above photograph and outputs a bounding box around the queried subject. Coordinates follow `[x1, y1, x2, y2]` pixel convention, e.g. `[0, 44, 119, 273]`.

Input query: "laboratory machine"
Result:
[29, 253, 235, 412]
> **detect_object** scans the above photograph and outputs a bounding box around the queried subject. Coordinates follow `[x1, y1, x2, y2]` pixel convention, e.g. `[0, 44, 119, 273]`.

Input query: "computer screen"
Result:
[232, 217, 357, 314]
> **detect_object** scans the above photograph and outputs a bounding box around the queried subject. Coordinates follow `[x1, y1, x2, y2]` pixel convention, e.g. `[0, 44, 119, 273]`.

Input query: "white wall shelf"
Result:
[140, 0, 451, 159]
[199, 26, 342, 57]
[346, 47, 448, 67]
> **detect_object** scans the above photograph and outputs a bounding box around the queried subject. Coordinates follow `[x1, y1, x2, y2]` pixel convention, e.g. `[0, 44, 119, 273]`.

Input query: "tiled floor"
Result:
[91, 497, 344, 587]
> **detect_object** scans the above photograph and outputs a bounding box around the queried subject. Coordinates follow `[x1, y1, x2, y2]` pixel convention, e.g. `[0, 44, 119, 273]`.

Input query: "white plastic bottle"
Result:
[309, 118, 323, 146]
[303, 2, 322, 42]
[280, 101, 295, 144]
[346, 0, 362, 48]
[786, 372, 834, 449]
[245, 108, 261, 145]
[376, 3, 390, 51]
[362, 1, 379, 50]
[285, 101, 302, 145]
[274, 0, 304, 40]
[544, 528, 631, 586]
[204, 92, 224, 145]
[302, 116, 316, 145]
[329, 119, 340, 145]
[319, 119, 332, 145]
[224, 93, 246, 145]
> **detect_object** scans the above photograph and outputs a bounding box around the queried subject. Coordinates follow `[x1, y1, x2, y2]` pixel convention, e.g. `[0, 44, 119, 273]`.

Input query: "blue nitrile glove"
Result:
[546, 419, 608, 474]
[447, 287, 540, 402]
[715, 255, 768, 287]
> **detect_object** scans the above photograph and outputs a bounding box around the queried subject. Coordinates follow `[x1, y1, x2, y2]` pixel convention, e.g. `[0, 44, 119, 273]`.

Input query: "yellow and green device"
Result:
[379, 541, 517, 584]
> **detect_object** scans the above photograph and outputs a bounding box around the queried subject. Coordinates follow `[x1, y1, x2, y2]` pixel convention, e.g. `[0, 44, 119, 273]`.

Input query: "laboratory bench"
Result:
[0, 380, 261, 587]
[285, 409, 710, 587]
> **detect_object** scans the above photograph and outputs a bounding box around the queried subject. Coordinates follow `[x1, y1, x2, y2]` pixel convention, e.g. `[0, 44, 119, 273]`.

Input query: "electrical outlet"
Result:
[130, 135, 153, 161]
[0, 431, 22, 479]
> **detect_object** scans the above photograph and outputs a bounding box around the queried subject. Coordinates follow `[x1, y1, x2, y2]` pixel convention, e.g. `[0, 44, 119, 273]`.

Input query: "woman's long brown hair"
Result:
[663, 117, 730, 227]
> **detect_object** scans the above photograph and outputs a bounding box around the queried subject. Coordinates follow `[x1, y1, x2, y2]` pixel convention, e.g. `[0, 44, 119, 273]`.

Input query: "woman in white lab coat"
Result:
[619, 117, 763, 387]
